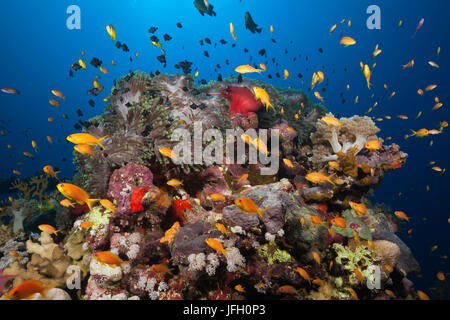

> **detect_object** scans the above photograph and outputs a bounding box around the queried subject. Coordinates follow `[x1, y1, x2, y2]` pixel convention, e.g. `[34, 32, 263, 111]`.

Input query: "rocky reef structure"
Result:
[0, 72, 421, 300]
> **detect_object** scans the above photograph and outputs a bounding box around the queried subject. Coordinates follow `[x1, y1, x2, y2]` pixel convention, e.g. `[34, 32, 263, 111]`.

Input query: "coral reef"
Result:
[0, 72, 420, 300]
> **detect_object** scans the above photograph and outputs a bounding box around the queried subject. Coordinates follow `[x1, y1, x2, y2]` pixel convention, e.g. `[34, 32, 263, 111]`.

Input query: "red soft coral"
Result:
[213, 86, 263, 116]
[130, 186, 150, 212]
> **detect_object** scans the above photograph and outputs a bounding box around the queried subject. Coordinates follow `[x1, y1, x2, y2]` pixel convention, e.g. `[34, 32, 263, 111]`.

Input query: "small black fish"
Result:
[199, 40, 204, 46]
[204, 50, 210, 58]
[319, 48, 323, 53]
[148, 26, 158, 33]
[90, 57, 102, 68]
[344, 67, 347, 72]
[339, 92, 343, 98]
[157, 55, 167, 67]
[71, 63, 81, 71]
[69, 70, 73, 77]
[244, 48, 248, 53]
[341, 99, 346, 104]
[121, 43, 130, 52]
[298, 73, 303, 78]
[62, 157, 67, 162]
[88, 99, 95, 107]
[150, 35, 159, 43]
[115, 41, 122, 49]
[231, 43, 236, 48]
[176, 22, 182, 28]
[163, 34, 172, 41]
[205, 38, 211, 45]
[271, 38, 276, 43]
[237, 74, 243, 83]
[200, 79, 207, 85]
[74, 123, 81, 130]
[190, 103, 198, 110]
[217, 74, 222, 81]
[244, 12, 262, 34]
[178, 59, 193, 74]
[87, 88, 101, 96]
[77, 109, 83, 117]
[216, 64, 221, 69]
[275, 72, 280, 78]
[198, 103, 207, 110]
[193, 0, 216, 16]
[268, 74, 272, 79]
[225, 59, 229, 65]
[285, 49, 288, 54]
[219, 39, 227, 44]
[258, 49, 266, 56]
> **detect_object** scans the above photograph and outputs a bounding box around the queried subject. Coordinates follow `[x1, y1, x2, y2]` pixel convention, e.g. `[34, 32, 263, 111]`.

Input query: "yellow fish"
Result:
[305, 172, 335, 185]
[235, 197, 269, 221]
[67, 133, 107, 149]
[339, 36, 356, 46]
[74, 144, 97, 157]
[363, 64, 371, 89]
[321, 116, 341, 127]
[253, 86, 274, 111]
[283, 69, 289, 80]
[216, 223, 230, 236]
[106, 24, 116, 41]
[235, 64, 262, 74]
[402, 60, 414, 69]
[51, 89, 65, 100]
[205, 238, 230, 258]
[158, 147, 178, 160]
[167, 179, 183, 187]
[57, 183, 99, 211]
[330, 24, 337, 35]
[230, 22, 237, 41]
[314, 91, 324, 102]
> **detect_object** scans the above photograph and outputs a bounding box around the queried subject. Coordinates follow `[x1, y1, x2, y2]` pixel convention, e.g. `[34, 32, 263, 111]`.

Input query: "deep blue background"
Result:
[0, 0, 449, 297]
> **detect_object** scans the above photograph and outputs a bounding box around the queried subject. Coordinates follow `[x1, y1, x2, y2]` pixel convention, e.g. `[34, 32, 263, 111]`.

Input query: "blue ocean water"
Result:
[0, 0, 449, 297]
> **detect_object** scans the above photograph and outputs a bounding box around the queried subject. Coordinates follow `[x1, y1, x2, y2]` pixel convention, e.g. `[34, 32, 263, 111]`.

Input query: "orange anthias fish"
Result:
[150, 264, 174, 276]
[43, 165, 59, 179]
[80, 221, 94, 229]
[99, 199, 116, 212]
[7, 280, 57, 300]
[417, 290, 430, 300]
[60, 199, 75, 208]
[216, 223, 230, 236]
[160, 221, 181, 244]
[209, 193, 226, 201]
[402, 60, 414, 69]
[158, 147, 178, 160]
[349, 201, 367, 216]
[93, 251, 128, 270]
[294, 267, 311, 284]
[354, 268, 364, 284]
[235, 197, 269, 221]
[312, 251, 321, 266]
[38, 224, 60, 235]
[234, 284, 245, 293]
[57, 183, 99, 211]
[74, 144, 97, 156]
[394, 211, 411, 222]
[385, 289, 396, 299]
[437, 272, 446, 281]
[67, 133, 107, 149]
[310, 216, 326, 227]
[321, 116, 341, 127]
[205, 238, 230, 258]
[365, 140, 382, 150]
[331, 217, 346, 230]
[235, 64, 263, 74]
[348, 288, 359, 300]
[237, 173, 249, 184]
[305, 172, 335, 185]
[340, 36, 356, 46]
[277, 285, 298, 295]
[51, 89, 65, 100]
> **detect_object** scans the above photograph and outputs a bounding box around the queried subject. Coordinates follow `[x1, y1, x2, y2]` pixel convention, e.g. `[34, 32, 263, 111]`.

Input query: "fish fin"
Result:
[86, 199, 100, 211]
[97, 135, 108, 149]
[41, 284, 58, 300]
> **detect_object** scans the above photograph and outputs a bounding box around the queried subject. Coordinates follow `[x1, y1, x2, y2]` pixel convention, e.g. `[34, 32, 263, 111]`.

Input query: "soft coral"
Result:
[211, 86, 262, 116]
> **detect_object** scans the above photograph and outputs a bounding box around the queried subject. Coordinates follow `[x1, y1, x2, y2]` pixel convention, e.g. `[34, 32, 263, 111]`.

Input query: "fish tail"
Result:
[97, 135, 108, 149]
[41, 284, 58, 300]
[86, 199, 100, 211]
